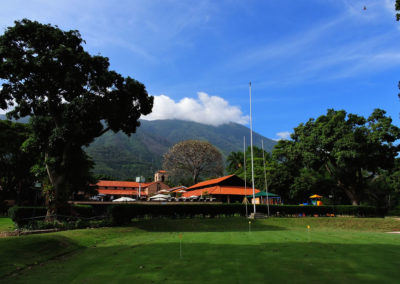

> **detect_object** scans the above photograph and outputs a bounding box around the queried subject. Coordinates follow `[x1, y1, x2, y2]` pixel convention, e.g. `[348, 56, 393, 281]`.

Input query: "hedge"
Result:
[8, 206, 48, 227]
[109, 204, 383, 225]
[8, 205, 95, 227]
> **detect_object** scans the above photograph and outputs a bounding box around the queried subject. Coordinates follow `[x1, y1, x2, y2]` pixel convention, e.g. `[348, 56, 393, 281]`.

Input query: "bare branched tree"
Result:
[162, 140, 224, 185]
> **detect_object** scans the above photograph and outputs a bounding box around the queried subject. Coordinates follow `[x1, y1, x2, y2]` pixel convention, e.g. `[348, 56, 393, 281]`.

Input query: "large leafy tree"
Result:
[0, 120, 38, 205]
[163, 140, 224, 185]
[0, 20, 153, 215]
[274, 109, 400, 205]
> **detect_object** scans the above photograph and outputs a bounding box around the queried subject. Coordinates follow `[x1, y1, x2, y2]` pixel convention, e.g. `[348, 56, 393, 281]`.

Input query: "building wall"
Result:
[147, 182, 170, 195]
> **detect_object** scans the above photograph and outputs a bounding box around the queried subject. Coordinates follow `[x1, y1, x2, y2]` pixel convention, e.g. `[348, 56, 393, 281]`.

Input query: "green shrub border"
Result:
[8, 205, 96, 228]
[8, 204, 384, 228]
[109, 204, 383, 225]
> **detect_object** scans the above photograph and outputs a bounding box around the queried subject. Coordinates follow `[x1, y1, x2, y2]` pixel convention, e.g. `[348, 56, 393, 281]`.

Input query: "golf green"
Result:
[1, 217, 399, 283]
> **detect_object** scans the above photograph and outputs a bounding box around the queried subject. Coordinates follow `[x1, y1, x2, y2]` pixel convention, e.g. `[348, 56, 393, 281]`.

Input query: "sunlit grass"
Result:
[1, 217, 399, 283]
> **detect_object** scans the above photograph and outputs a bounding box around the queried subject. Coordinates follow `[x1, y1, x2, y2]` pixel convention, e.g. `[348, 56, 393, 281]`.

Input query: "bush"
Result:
[8, 206, 47, 227]
[388, 206, 400, 216]
[109, 204, 382, 225]
[8, 205, 96, 228]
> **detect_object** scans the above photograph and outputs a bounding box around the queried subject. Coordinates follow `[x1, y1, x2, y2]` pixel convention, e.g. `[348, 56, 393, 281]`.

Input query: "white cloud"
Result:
[274, 131, 291, 141]
[143, 92, 249, 126]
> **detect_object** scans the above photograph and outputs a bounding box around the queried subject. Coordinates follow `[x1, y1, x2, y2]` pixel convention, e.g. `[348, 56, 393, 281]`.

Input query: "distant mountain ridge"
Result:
[0, 115, 276, 179]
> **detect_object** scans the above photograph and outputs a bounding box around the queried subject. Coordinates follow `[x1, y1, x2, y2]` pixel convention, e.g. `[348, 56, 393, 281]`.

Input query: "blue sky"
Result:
[1, 0, 400, 140]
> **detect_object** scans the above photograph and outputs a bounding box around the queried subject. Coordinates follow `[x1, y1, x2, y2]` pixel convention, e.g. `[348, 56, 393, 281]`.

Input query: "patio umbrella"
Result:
[112, 197, 136, 202]
[158, 189, 170, 193]
[151, 197, 168, 201]
[309, 194, 322, 199]
[177, 189, 187, 193]
[150, 194, 170, 199]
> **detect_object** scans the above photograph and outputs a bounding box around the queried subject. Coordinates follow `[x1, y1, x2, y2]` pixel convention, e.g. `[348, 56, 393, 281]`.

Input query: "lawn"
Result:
[0, 217, 15, 232]
[0, 217, 399, 283]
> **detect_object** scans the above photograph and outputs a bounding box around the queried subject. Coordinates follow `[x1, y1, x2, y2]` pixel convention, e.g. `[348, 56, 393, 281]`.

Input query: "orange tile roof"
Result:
[169, 186, 188, 192]
[158, 170, 167, 173]
[187, 175, 235, 190]
[96, 180, 152, 188]
[98, 189, 148, 196]
[183, 186, 259, 197]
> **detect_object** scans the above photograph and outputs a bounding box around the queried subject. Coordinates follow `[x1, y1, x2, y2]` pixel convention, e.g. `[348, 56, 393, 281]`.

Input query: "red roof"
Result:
[96, 180, 152, 188]
[187, 175, 235, 190]
[98, 189, 148, 196]
[158, 170, 167, 173]
[183, 186, 259, 197]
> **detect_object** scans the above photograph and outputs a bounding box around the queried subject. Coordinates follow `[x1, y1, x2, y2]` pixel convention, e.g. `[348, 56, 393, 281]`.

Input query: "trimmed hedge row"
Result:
[109, 204, 383, 225]
[8, 205, 95, 227]
[8, 204, 384, 227]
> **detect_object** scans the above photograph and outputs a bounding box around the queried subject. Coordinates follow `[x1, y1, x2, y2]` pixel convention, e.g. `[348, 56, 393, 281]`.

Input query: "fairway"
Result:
[1, 217, 400, 284]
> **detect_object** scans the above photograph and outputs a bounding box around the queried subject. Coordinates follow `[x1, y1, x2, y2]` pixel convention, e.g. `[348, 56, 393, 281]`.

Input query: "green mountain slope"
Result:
[1, 115, 277, 179]
[87, 119, 276, 179]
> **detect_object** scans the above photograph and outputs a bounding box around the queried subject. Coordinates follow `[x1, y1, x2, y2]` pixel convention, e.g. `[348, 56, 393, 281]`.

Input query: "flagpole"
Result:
[262, 140, 270, 217]
[244, 136, 248, 217]
[249, 82, 256, 215]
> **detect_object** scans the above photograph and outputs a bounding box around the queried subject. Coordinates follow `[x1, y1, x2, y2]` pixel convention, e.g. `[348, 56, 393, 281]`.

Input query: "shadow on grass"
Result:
[0, 234, 83, 278]
[131, 217, 286, 232]
[6, 241, 400, 284]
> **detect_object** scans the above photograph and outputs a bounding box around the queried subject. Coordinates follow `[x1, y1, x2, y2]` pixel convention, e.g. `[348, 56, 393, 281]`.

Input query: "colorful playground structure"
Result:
[300, 194, 323, 206]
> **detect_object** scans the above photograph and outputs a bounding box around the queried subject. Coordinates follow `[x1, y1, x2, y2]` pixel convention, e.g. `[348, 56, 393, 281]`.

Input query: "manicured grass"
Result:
[1, 217, 399, 283]
[0, 217, 15, 232]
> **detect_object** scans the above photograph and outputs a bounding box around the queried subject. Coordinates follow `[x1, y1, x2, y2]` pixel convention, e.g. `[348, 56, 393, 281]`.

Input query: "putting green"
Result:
[1, 217, 399, 283]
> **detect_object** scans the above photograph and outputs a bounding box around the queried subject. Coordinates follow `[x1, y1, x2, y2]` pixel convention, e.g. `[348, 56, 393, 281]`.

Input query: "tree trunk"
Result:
[343, 187, 359, 206]
[45, 150, 69, 220]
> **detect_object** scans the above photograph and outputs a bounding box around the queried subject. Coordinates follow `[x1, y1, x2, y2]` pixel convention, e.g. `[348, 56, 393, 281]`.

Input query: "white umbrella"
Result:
[177, 189, 187, 193]
[150, 194, 170, 199]
[112, 197, 136, 202]
[189, 195, 199, 199]
[151, 197, 168, 201]
[158, 189, 170, 193]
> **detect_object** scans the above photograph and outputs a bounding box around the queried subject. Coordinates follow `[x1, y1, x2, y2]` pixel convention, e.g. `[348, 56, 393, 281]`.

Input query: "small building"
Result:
[182, 174, 260, 203]
[154, 170, 168, 182]
[94, 180, 170, 200]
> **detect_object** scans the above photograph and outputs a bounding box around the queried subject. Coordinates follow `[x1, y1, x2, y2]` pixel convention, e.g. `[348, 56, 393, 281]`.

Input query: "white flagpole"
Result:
[262, 140, 270, 217]
[249, 82, 256, 214]
[244, 136, 248, 217]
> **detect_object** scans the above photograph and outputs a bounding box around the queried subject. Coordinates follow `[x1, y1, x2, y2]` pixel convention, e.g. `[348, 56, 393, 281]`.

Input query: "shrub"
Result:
[109, 204, 381, 225]
[8, 205, 96, 228]
[8, 206, 47, 227]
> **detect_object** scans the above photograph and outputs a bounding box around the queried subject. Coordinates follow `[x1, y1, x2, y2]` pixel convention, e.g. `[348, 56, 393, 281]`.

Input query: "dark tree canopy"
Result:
[273, 109, 400, 205]
[0, 120, 38, 207]
[0, 19, 153, 215]
[163, 140, 224, 185]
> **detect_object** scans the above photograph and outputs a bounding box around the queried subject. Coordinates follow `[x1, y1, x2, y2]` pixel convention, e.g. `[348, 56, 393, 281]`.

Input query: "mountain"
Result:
[1, 115, 277, 179]
[86, 119, 276, 179]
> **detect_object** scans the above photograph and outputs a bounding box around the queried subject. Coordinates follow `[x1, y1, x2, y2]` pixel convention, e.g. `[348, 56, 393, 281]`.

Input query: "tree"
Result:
[226, 151, 243, 174]
[273, 109, 400, 205]
[226, 146, 274, 192]
[163, 140, 224, 184]
[0, 120, 38, 205]
[0, 20, 153, 216]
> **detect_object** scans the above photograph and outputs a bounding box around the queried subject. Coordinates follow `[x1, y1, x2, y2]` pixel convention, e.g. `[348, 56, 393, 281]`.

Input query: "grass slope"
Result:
[1, 217, 399, 283]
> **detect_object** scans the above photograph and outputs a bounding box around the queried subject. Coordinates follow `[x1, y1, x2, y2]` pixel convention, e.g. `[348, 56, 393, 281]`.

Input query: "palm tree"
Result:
[226, 151, 243, 174]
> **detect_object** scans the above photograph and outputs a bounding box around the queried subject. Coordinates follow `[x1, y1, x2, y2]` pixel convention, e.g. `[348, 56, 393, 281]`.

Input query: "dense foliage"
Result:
[0, 20, 153, 215]
[227, 109, 400, 207]
[0, 120, 39, 208]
